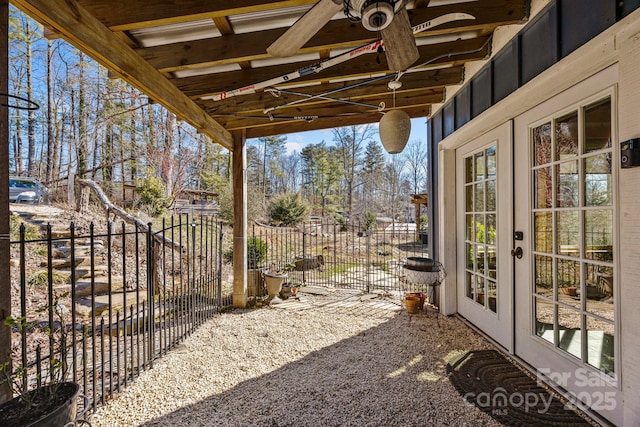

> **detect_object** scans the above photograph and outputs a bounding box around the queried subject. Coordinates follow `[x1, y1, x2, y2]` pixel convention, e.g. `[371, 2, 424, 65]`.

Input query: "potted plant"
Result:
[0, 294, 86, 426]
[263, 261, 294, 304]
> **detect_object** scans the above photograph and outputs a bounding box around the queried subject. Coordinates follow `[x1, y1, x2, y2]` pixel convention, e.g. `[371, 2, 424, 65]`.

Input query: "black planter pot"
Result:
[0, 382, 81, 427]
[419, 231, 429, 245]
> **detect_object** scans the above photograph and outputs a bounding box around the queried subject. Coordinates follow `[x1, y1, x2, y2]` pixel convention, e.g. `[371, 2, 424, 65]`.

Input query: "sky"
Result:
[254, 117, 428, 155]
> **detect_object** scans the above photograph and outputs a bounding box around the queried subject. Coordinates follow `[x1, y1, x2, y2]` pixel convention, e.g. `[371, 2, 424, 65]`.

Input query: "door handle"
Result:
[511, 247, 523, 259]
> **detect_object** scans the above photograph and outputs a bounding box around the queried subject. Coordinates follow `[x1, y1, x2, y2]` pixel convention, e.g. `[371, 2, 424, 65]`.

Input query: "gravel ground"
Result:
[90, 290, 504, 427]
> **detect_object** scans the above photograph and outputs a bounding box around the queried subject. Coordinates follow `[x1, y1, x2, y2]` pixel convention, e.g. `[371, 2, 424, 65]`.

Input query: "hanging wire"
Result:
[0, 93, 40, 110]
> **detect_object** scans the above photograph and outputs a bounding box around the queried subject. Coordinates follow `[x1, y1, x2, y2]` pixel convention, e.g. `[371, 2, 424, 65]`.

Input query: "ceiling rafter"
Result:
[76, 0, 318, 31]
[173, 36, 490, 98]
[135, 2, 525, 73]
[200, 67, 463, 115]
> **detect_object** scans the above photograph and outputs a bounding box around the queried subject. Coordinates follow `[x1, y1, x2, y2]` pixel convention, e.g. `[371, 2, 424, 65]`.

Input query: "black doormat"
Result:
[446, 350, 591, 426]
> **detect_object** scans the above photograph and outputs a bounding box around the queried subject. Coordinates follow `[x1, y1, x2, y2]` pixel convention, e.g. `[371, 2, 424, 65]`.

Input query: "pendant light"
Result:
[379, 80, 410, 154]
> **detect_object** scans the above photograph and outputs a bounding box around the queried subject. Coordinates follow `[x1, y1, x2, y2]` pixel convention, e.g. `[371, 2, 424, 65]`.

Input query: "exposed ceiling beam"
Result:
[137, 3, 525, 73]
[244, 105, 431, 139]
[76, 0, 317, 31]
[13, 0, 234, 150]
[216, 89, 444, 130]
[174, 36, 490, 98]
[200, 67, 462, 115]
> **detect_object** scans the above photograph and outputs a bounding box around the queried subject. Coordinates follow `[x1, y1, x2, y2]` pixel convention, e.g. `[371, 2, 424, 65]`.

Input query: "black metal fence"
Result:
[249, 218, 430, 296]
[7, 214, 226, 416]
[7, 214, 430, 420]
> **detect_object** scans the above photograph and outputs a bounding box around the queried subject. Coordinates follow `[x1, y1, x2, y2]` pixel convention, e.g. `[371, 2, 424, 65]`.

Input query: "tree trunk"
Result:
[46, 39, 54, 182]
[26, 19, 35, 176]
[76, 53, 89, 212]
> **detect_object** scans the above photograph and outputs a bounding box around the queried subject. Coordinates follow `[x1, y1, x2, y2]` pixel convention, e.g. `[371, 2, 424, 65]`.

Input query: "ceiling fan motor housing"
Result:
[347, 0, 403, 32]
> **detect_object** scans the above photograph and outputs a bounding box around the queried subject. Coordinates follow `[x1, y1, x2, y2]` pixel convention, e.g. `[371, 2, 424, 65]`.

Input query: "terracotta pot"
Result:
[405, 294, 422, 314]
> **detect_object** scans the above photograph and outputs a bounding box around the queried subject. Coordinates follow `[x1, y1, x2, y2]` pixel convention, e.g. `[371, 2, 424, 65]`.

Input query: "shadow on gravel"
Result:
[136, 310, 591, 427]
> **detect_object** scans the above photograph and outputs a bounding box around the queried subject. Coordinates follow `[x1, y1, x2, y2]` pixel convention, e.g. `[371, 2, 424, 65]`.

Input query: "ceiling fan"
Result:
[267, 0, 419, 71]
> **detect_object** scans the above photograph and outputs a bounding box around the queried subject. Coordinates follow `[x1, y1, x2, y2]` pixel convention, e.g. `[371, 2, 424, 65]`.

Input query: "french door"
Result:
[513, 66, 621, 425]
[456, 122, 513, 350]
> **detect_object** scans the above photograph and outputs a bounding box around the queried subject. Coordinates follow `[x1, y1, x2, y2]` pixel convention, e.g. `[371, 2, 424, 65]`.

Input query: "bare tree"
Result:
[332, 125, 373, 216]
[403, 139, 428, 194]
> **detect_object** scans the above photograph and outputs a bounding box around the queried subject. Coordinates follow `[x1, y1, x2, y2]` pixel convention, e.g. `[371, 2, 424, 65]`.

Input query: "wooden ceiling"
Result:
[12, 0, 529, 150]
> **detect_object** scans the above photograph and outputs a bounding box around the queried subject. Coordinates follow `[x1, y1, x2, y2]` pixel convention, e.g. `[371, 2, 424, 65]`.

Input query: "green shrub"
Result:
[223, 237, 267, 268]
[363, 209, 376, 232]
[136, 175, 169, 217]
[268, 193, 309, 226]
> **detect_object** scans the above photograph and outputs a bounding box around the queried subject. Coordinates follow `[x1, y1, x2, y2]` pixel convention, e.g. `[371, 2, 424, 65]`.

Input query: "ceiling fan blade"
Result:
[267, 0, 343, 57]
[381, 8, 419, 71]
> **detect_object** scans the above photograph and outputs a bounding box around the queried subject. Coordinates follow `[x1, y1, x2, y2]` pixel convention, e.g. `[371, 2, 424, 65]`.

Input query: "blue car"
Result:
[9, 177, 50, 204]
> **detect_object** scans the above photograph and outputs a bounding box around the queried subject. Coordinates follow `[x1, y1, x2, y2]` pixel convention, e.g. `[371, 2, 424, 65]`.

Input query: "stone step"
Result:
[74, 276, 125, 297]
[55, 244, 105, 258]
[57, 238, 105, 247]
[76, 289, 149, 317]
[107, 303, 174, 335]
[45, 256, 105, 269]
[56, 264, 108, 279]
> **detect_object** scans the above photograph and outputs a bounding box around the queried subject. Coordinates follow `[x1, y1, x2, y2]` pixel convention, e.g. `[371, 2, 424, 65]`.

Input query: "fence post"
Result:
[146, 222, 155, 368]
[302, 226, 306, 284]
[366, 231, 371, 293]
[218, 224, 224, 310]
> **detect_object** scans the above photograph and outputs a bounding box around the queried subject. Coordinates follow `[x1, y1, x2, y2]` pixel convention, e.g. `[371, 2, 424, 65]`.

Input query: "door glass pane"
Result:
[556, 160, 579, 207]
[475, 151, 485, 180]
[558, 306, 582, 359]
[534, 167, 553, 208]
[486, 146, 497, 177]
[585, 154, 612, 206]
[557, 258, 580, 309]
[486, 179, 496, 211]
[585, 263, 614, 320]
[466, 242, 475, 270]
[586, 316, 614, 375]
[533, 123, 552, 166]
[474, 182, 484, 212]
[534, 255, 553, 297]
[556, 112, 579, 160]
[557, 211, 579, 257]
[465, 156, 474, 183]
[466, 272, 474, 299]
[534, 212, 553, 253]
[476, 276, 485, 305]
[477, 245, 485, 275]
[585, 210, 614, 262]
[487, 280, 497, 313]
[466, 214, 474, 241]
[465, 184, 473, 211]
[486, 214, 496, 245]
[535, 297, 554, 343]
[584, 99, 611, 152]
